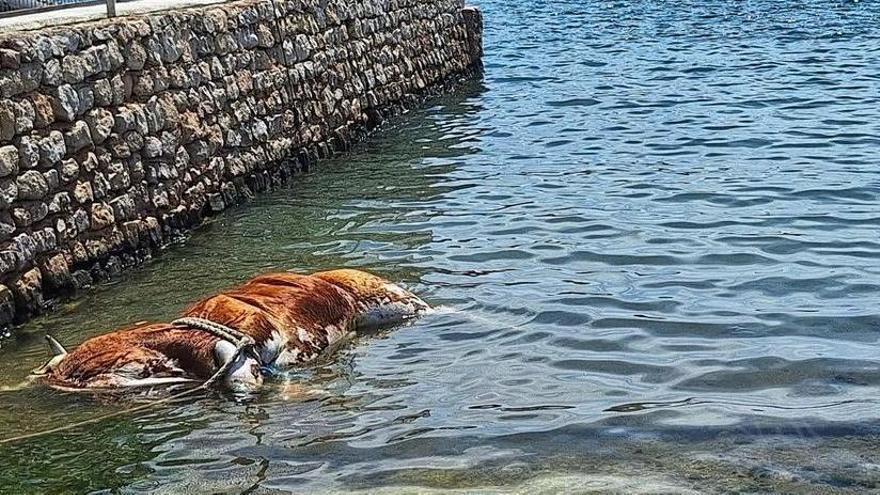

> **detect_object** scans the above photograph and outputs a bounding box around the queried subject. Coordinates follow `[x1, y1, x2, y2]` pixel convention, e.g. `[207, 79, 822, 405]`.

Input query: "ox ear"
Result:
[46, 334, 67, 356]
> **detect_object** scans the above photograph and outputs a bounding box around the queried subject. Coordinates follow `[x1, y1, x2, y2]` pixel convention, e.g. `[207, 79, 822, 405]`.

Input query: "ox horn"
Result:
[45, 334, 67, 356]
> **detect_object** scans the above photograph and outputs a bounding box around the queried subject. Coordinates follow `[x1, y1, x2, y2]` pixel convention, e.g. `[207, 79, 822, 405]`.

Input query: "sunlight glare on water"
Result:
[3, 0, 880, 493]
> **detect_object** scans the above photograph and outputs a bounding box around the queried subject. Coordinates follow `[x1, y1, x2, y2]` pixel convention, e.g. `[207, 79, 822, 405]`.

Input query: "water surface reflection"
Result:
[4, 0, 880, 492]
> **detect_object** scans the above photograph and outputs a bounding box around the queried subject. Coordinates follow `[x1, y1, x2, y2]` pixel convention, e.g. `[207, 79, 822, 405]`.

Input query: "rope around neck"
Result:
[0, 319, 256, 445]
[171, 317, 259, 386]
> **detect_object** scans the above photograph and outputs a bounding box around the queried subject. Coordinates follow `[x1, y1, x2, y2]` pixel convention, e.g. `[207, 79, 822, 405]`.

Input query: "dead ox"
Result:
[33, 269, 430, 391]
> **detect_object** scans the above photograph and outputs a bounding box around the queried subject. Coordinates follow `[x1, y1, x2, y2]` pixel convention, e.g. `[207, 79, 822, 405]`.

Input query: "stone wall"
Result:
[0, 0, 482, 327]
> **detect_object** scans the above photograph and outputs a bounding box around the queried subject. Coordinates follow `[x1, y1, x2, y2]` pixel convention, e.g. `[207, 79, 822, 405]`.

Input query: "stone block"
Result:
[59, 158, 79, 184]
[43, 168, 60, 190]
[92, 78, 113, 106]
[0, 145, 18, 177]
[39, 130, 66, 167]
[10, 102, 31, 138]
[42, 58, 62, 86]
[0, 179, 16, 208]
[65, 120, 94, 153]
[12, 201, 48, 227]
[73, 180, 94, 204]
[12, 267, 44, 315]
[0, 49, 20, 69]
[39, 253, 72, 290]
[0, 212, 15, 242]
[77, 85, 95, 114]
[51, 84, 80, 121]
[71, 208, 90, 233]
[85, 108, 113, 144]
[92, 172, 110, 199]
[29, 93, 54, 128]
[0, 284, 15, 325]
[19, 62, 42, 91]
[16, 170, 49, 200]
[0, 101, 14, 142]
[47, 191, 71, 214]
[109, 193, 135, 221]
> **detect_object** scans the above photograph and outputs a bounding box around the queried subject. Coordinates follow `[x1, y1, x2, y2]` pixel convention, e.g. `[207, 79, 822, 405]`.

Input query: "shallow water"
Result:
[4, 0, 880, 493]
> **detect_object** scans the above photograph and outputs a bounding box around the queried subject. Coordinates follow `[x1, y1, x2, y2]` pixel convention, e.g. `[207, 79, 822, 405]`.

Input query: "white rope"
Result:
[172, 316, 260, 387]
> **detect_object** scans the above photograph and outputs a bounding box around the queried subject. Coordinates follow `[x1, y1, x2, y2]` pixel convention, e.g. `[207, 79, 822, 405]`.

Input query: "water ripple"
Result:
[4, 0, 880, 492]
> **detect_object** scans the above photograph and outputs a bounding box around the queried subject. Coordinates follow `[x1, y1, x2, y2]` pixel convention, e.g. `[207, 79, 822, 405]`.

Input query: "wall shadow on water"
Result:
[0, 79, 487, 494]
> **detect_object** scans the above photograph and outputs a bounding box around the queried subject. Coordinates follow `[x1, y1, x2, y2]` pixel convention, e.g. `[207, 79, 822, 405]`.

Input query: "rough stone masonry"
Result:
[0, 0, 483, 329]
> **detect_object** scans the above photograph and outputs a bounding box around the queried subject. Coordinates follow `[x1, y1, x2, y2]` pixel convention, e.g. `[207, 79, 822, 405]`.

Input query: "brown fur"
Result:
[49, 324, 219, 388]
[43, 270, 425, 389]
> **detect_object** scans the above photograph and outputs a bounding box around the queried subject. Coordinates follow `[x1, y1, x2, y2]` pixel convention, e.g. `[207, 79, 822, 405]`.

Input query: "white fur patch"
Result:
[384, 283, 409, 297]
[296, 327, 313, 343]
[324, 324, 346, 345]
[259, 330, 287, 364]
[355, 301, 422, 329]
[275, 347, 302, 367]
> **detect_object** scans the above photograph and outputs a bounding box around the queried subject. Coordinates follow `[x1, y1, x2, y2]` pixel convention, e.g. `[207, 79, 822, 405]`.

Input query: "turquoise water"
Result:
[3, 1, 880, 492]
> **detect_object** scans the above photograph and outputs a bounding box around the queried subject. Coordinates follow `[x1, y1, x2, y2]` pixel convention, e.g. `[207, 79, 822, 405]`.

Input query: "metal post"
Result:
[106, 0, 115, 17]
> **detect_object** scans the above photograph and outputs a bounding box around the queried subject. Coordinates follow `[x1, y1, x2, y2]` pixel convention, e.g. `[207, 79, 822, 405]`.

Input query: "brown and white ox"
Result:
[34, 269, 430, 391]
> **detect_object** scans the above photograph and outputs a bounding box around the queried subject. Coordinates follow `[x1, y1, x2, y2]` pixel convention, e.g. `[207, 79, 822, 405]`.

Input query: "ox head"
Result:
[214, 340, 263, 392]
[32, 334, 68, 376]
